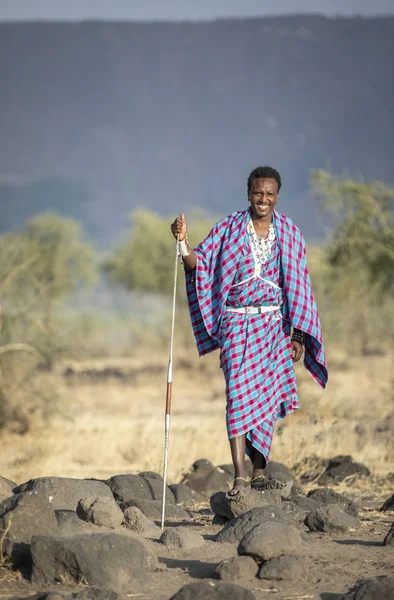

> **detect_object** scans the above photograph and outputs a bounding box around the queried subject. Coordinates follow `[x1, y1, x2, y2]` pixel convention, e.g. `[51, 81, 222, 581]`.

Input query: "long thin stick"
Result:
[161, 235, 179, 530]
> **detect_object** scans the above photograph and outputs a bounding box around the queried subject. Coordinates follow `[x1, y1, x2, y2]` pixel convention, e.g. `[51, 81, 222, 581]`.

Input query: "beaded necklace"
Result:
[248, 219, 275, 271]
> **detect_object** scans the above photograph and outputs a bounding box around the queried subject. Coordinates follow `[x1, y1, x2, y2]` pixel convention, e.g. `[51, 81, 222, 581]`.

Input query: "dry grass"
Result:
[0, 344, 393, 486]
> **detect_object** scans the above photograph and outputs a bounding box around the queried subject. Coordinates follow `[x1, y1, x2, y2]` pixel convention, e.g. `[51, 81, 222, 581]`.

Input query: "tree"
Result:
[103, 209, 216, 297]
[312, 170, 394, 290]
[311, 170, 394, 350]
[1, 214, 97, 370]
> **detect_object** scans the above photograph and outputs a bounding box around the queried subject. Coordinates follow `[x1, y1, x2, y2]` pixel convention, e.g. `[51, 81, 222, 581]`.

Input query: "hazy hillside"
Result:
[0, 16, 393, 244]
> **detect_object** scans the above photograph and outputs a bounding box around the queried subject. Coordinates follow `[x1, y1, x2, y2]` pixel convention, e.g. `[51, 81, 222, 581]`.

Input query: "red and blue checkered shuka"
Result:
[185, 208, 327, 461]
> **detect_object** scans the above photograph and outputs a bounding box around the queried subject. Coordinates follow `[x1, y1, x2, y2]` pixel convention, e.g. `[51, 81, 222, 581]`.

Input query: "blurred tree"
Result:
[312, 170, 394, 290]
[311, 170, 394, 351]
[0, 214, 97, 370]
[103, 209, 215, 297]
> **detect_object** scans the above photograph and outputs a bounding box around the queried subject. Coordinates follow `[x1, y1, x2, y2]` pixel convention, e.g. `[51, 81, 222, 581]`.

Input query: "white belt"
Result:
[225, 305, 280, 315]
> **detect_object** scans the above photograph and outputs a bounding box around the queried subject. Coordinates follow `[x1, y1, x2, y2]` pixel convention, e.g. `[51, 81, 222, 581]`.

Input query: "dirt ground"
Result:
[0, 489, 393, 600]
[0, 349, 393, 599]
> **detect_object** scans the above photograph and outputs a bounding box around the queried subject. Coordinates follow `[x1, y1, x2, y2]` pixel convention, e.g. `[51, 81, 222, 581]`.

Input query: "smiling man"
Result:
[171, 165, 327, 496]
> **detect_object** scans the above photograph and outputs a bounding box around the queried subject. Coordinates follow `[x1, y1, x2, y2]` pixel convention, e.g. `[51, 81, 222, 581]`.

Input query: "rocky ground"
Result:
[0, 455, 393, 600]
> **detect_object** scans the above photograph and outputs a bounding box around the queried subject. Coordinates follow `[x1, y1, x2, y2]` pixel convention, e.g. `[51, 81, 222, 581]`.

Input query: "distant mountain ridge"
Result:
[0, 16, 393, 244]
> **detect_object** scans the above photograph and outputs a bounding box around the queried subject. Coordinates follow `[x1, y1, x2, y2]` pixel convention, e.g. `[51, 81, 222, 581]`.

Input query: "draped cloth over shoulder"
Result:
[185, 209, 327, 389]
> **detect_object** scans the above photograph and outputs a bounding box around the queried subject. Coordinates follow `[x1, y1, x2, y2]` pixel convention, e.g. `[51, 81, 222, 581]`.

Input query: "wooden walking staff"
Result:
[161, 235, 179, 530]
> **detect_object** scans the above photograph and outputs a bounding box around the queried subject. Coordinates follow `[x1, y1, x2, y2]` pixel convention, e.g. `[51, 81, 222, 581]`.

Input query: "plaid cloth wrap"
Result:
[185, 208, 327, 389]
[220, 238, 299, 459]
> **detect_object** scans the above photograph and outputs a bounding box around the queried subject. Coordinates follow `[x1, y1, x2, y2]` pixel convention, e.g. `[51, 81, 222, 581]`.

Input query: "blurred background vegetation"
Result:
[0, 169, 393, 433]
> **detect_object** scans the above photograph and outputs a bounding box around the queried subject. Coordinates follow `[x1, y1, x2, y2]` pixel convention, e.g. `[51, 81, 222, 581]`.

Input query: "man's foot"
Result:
[226, 476, 250, 498]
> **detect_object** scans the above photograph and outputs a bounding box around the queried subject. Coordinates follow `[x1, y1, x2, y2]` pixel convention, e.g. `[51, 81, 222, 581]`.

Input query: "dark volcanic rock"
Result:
[55, 510, 106, 535]
[31, 532, 152, 593]
[305, 504, 360, 533]
[258, 554, 309, 580]
[13, 477, 113, 511]
[307, 488, 359, 516]
[218, 461, 253, 479]
[238, 521, 301, 561]
[181, 459, 233, 495]
[123, 506, 159, 534]
[170, 581, 256, 599]
[76, 496, 124, 528]
[127, 499, 191, 522]
[340, 576, 394, 599]
[317, 455, 370, 485]
[284, 495, 321, 515]
[0, 492, 58, 564]
[15, 590, 123, 600]
[383, 522, 394, 546]
[379, 493, 394, 512]
[107, 473, 175, 504]
[210, 488, 282, 521]
[216, 505, 300, 545]
[216, 556, 258, 583]
[160, 527, 205, 549]
[170, 483, 205, 505]
[138, 471, 163, 481]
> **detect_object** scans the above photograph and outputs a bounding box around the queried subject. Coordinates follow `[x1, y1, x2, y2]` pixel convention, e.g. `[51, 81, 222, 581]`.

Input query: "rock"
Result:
[160, 527, 205, 549]
[75, 589, 125, 600]
[265, 461, 297, 480]
[123, 506, 159, 534]
[258, 554, 309, 580]
[379, 493, 394, 512]
[13, 477, 113, 511]
[74, 589, 125, 600]
[238, 521, 302, 561]
[305, 504, 360, 533]
[17, 594, 72, 600]
[31, 532, 152, 593]
[0, 492, 58, 565]
[169, 581, 256, 599]
[216, 505, 300, 544]
[218, 461, 253, 479]
[170, 483, 205, 505]
[296, 455, 330, 484]
[340, 576, 394, 599]
[106, 473, 175, 504]
[56, 510, 106, 535]
[0, 477, 13, 503]
[76, 496, 124, 528]
[210, 488, 282, 521]
[280, 499, 311, 524]
[375, 412, 394, 434]
[16, 590, 123, 600]
[181, 460, 233, 495]
[138, 471, 163, 481]
[317, 455, 370, 485]
[216, 556, 258, 583]
[127, 499, 191, 522]
[284, 495, 321, 515]
[307, 488, 359, 516]
[383, 522, 394, 546]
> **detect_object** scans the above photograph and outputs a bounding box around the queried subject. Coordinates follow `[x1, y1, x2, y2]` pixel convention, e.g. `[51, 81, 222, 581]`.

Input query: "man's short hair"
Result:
[247, 166, 282, 194]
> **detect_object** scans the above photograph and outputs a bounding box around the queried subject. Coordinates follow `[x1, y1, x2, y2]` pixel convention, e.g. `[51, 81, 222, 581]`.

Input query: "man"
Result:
[171, 166, 327, 496]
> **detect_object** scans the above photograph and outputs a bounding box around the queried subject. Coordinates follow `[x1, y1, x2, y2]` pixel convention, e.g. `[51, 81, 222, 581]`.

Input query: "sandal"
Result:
[226, 476, 250, 498]
[251, 475, 289, 491]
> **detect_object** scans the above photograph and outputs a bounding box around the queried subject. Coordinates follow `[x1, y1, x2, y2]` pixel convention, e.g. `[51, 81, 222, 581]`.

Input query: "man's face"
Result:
[249, 177, 279, 219]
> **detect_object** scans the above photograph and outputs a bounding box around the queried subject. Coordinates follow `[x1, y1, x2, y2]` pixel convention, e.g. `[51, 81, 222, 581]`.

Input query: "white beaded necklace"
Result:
[248, 219, 275, 270]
